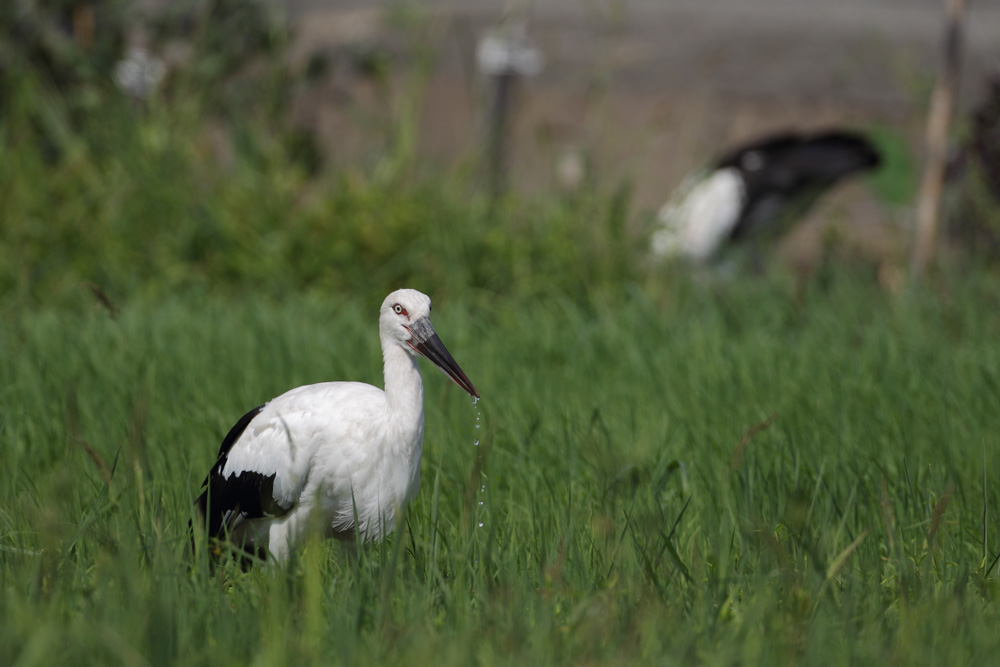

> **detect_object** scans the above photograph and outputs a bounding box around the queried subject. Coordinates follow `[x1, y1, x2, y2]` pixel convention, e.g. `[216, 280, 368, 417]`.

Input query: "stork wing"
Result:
[195, 382, 386, 538]
[195, 404, 296, 537]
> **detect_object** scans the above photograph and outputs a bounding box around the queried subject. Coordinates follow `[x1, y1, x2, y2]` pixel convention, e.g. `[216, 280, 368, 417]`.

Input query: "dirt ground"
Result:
[283, 0, 1000, 270]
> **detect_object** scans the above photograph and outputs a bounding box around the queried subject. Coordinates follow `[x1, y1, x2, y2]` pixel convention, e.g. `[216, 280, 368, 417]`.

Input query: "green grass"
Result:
[3, 272, 1000, 665]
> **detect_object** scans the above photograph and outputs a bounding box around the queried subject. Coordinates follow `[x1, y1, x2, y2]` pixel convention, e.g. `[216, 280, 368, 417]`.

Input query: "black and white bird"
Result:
[193, 289, 479, 563]
[651, 130, 882, 262]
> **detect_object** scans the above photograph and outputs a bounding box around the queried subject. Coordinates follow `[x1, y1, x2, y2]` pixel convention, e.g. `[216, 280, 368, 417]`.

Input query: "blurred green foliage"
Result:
[0, 1, 644, 310]
[865, 125, 918, 207]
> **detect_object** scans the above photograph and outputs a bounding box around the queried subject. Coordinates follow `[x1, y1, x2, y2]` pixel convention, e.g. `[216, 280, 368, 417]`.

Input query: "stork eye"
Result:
[393, 304, 407, 316]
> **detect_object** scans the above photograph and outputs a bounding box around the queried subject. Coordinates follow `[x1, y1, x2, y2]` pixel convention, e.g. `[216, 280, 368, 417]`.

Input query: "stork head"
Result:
[380, 289, 479, 398]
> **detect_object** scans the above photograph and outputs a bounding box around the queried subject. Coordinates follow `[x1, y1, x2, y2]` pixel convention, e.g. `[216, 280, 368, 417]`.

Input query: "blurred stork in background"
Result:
[651, 130, 882, 264]
[970, 74, 1000, 204]
[947, 72, 1000, 256]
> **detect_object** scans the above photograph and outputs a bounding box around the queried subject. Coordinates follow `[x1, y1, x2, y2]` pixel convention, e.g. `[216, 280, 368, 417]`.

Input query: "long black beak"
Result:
[407, 317, 479, 399]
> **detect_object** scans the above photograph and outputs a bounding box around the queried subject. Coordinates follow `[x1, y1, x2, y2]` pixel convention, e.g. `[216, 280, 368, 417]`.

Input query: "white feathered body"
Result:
[220, 378, 425, 558]
[651, 168, 745, 261]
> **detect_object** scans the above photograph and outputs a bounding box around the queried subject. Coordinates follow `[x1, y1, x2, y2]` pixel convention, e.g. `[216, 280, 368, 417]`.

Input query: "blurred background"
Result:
[2, 0, 1000, 305]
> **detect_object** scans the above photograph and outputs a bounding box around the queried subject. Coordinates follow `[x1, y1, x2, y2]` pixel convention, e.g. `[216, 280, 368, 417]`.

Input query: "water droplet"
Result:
[471, 406, 487, 530]
[472, 396, 479, 406]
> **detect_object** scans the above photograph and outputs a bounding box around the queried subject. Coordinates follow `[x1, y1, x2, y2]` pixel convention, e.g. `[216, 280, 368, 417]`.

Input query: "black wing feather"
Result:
[194, 405, 290, 540]
[718, 131, 881, 241]
[215, 404, 265, 459]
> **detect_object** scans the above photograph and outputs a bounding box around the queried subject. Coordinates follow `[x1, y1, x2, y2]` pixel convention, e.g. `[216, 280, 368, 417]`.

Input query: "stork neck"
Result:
[382, 339, 425, 424]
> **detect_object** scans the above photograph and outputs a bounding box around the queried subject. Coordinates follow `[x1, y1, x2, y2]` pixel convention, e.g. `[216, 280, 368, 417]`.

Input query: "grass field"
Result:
[3, 271, 1000, 666]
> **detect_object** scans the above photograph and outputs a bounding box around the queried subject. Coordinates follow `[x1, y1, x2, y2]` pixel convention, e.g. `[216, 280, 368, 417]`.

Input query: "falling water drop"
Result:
[471, 399, 487, 530]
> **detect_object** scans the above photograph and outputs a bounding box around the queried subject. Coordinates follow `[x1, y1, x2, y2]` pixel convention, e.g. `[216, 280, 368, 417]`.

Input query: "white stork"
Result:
[193, 289, 479, 563]
[651, 130, 882, 262]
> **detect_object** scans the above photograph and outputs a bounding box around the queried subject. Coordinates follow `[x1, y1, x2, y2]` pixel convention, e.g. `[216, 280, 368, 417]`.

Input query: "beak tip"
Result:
[459, 378, 479, 399]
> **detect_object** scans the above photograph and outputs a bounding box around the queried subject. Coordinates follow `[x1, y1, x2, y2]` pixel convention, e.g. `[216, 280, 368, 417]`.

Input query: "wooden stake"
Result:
[911, 0, 967, 279]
